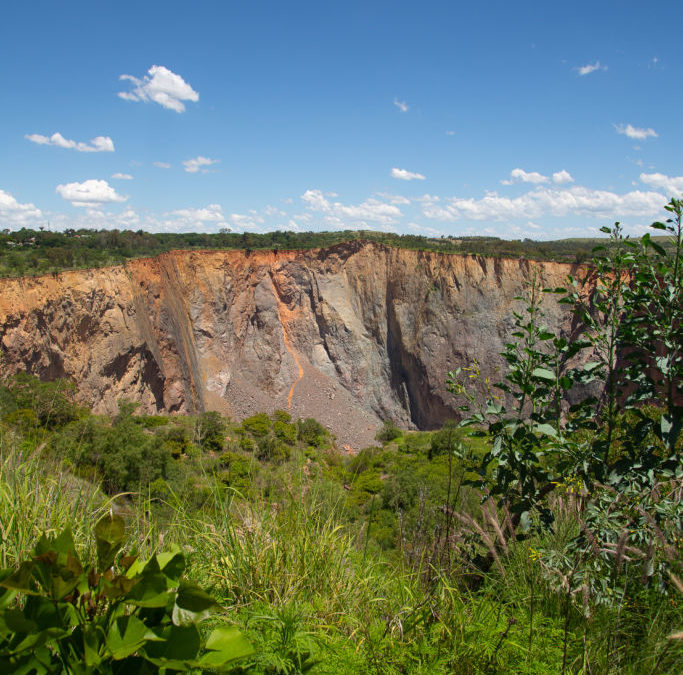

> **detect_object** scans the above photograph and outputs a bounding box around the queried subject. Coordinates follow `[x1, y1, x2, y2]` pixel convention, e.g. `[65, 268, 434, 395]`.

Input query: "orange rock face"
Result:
[0, 242, 585, 448]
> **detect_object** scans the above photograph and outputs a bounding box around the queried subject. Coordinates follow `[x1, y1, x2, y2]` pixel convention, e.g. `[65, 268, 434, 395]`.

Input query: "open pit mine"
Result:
[0, 241, 585, 448]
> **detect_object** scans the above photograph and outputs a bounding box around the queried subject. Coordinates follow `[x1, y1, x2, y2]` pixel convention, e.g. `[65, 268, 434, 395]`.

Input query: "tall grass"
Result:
[1, 428, 680, 673]
[0, 429, 108, 567]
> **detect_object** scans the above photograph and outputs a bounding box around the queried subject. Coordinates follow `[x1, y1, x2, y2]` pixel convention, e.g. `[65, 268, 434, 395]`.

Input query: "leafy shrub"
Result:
[428, 419, 461, 458]
[0, 514, 253, 673]
[256, 436, 291, 464]
[448, 200, 683, 617]
[2, 373, 82, 430]
[164, 424, 193, 458]
[241, 413, 271, 438]
[271, 409, 292, 424]
[218, 451, 256, 493]
[272, 420, 297, 445]
[194, 411, 227, 452]
[297, 418, 327, 448]
[375, 420, 402, 443]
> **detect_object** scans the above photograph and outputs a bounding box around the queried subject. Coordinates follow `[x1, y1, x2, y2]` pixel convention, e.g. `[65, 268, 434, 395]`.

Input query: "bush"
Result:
[375, 419, 402, 443]
[0, 514, 253, 673]
[297, 418, 327, 448]
[241, 413, 271, 438]
[273, 420, 297, 445]
[194, 411, 226, 452]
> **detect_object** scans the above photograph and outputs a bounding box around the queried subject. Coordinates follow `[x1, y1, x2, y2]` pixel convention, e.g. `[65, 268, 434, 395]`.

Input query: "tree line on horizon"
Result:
[0, 225, 624, 278]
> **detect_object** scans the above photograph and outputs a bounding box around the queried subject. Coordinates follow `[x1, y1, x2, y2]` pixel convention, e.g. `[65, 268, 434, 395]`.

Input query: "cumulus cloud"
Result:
[552, 170, 574, 184]
[376, 192, 411, 205]
[118, 65, 199, 113]
[391, 168, 426, 181]
[614, 123, 658, 140]
[25, 132, 114, 152]
[0, 188, 42, 227]
[407, 222, 445, 236]
[167, 204, 231, 230]
[501, 168, 549, 185]
[639, 172, 683, 197]
[421, 186, 667, 222]
[171, 204, 225, 222]
[576, 60, 607, 76]
[301, 189, 402, 226]
[56, 179, 127, 207]
[393, 97, 409, 112]
[153, 161, 171, 169]
[230, 212, 264, 231]
[111, 173, 133, 180]
[183, 156, 219, 173]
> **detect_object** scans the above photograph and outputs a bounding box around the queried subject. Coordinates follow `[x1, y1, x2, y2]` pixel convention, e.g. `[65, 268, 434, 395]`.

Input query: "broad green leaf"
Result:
[649, 239, 666, 255]
[0, 585, 18, 611]
[35, 528, 77, 563]
[11, 626, 70, 654]
[558, 376, 573, 391]
[534, 423, 558, 438]
[0, 562, 35, 594]
[172, 581, 221, 626]
[102, 573, 139, 600]
[124, 572, 170, 608]
[49, 552, 83, 600]
[200, 626, 254, 667]
[156, 550, 185, 582]
[107, 615, 161, 660]
[82, 624, 102, 667]
[1, 609, 37, 634]
[94, 513, 126, 571]
[531, 367, 556, 381]
[144, 624, 201, 664]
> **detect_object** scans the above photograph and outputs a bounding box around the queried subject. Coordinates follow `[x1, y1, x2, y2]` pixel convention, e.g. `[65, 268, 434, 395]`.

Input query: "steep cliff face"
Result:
[0, 242, 584, 448]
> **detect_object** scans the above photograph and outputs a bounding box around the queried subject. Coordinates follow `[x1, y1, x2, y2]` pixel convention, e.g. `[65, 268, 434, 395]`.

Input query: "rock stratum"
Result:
[0, 242, 584, 448]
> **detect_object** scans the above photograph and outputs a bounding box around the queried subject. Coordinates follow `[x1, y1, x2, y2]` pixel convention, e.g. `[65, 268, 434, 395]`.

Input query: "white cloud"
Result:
[166, 204, 230, 230]
[391, 168, 426, 181]
[576, 60, 607, 76]
[376, 192, 411, 205]
[153, 161, 171, 169]
[445, 130, 455, 136]
[56, 179, 127, 207]
[230, 212, 264, 231]
[171, 204, 225, 222]
[0, 188, 42, 227]
[552, 170, 574, 184]
[501, 168, 549, 185]
[422, 185, 667, 222]
[263, 205, 286, 217]
[639, 172, 683, 196]
[301, 189, 402, 226]
[614, 123, 658, 140]
[407, 222, 445, 236]
[183, 156, 219, 173]
[118, 65, 199, 113]
[25, 132, 114, 152]
[111, 173, 133, 180]
[393, 97, 409, 112]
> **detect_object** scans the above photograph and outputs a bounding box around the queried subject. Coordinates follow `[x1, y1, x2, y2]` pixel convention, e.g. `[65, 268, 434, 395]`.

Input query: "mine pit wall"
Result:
[0, 243, 584, 449]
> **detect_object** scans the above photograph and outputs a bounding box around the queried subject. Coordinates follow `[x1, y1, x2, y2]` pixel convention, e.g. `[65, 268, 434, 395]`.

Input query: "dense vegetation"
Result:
[0, 200, 681, 672]
[1, 225, 667, 278]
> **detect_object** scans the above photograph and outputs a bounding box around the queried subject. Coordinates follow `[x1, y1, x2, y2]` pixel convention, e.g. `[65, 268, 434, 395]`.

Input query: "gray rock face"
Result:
[0, 242, 586, 448]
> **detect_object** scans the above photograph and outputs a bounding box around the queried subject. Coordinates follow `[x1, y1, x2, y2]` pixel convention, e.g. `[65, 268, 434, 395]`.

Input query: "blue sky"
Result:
[1, 0, 681, 238]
